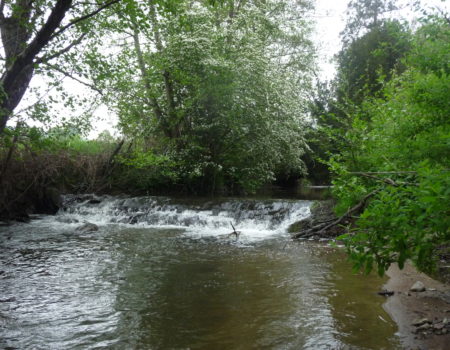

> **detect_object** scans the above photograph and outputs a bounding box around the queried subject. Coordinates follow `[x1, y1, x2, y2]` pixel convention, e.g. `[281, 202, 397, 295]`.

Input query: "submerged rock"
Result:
[129, 213, 146, 224]
[75, 222, 99, 233]
[410, 281, 426, 292]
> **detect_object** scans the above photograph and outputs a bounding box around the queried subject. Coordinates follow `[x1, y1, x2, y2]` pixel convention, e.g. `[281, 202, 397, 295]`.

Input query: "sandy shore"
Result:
[383, 263, 450, 350]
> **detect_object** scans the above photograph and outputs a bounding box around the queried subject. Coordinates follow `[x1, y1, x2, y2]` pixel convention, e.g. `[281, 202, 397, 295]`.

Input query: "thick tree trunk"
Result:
[0, 66, 34, 132]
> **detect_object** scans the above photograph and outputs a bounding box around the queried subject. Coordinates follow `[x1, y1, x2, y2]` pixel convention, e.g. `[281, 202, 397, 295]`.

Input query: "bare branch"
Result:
[349, 171, 417, 175]
[369, 174, 417, 187]
[42, 62, 103, 95]
[292, 190, 380, 239]
[34, 32, 86, 64]
[51, 0, 121, 40]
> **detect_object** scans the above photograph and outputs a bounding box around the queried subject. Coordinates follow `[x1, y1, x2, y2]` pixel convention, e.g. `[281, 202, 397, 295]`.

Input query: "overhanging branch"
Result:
[51, 0, 121, 40]
[292, 190, 380, 239]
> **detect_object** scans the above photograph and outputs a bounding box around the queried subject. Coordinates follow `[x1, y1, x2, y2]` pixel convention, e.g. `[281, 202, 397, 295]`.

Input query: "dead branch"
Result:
[353, 172, 419, 187]
[291, 190, 380, 239]
[349, 171, 417, 175]
[229, 222, 241, 239]
[348, 170, 450, 176]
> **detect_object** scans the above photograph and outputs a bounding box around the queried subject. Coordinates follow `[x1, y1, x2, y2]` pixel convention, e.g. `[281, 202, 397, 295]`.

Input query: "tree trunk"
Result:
[0, 0, 73, 135]
[149, 3, 180, 139]
[131, 25, 171, 137]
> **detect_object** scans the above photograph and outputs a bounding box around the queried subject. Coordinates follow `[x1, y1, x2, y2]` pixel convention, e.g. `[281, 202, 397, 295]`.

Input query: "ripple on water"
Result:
[1, 210, 401, 349]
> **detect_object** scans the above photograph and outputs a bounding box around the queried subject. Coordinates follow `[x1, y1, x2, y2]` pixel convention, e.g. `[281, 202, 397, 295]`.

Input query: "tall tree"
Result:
[91, 0, 315, 194]
[341, 0, 398, 43]
[336, 19, 411, 106]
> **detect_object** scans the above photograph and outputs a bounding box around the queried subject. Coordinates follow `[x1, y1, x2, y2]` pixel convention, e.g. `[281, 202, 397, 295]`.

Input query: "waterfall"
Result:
[53, 194, 312, 240]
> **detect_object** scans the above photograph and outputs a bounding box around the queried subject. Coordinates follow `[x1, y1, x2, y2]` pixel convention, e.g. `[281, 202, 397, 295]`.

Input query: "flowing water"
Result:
[0, 195, 401, 349]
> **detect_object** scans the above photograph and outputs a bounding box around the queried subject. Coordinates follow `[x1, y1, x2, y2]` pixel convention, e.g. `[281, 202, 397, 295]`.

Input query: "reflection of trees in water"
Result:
[110, 230, 400, 349]
[111, 235, 310, 348]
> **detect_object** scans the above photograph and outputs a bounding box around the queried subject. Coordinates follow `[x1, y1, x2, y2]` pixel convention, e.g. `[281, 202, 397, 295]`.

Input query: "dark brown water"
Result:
[0, 197, 401, 349]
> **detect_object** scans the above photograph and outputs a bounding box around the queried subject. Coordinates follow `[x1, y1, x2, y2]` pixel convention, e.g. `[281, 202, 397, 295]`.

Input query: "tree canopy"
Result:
[85, 0, 315, 194]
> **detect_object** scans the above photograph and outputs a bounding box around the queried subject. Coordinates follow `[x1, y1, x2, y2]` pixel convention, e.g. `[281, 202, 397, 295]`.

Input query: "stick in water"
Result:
[230, 222, 240, 239]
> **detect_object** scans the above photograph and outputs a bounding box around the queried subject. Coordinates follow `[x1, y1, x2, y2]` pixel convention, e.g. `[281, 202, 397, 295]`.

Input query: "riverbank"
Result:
[383, 263, 450, 350]
[290, 201, 450, 349]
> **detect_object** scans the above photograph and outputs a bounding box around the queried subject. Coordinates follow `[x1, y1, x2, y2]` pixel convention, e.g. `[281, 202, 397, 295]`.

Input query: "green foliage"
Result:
[342, 0, 398, 42]
[91, 0, 314, 194]
[329, 16, 450, 275]
[336, 19, 412, 107]
[339, 165, 450, 275]
[308, 2, 412, 185]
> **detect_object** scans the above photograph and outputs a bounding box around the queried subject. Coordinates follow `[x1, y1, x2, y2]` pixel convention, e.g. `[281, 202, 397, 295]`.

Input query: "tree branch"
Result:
[42, 62, 103, 95]
[0, 0, 5, 21]
[349, 171, 417, 175]
[355, 172, 419, 187]
[292, 190, 380, 239]
[51, 0, 121, 40]
[34, 32, 87, 64]
[1, 0, 72, 90]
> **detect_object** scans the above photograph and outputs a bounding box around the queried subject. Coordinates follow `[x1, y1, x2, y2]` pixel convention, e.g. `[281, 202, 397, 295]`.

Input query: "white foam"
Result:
[49, 196, 312, 242]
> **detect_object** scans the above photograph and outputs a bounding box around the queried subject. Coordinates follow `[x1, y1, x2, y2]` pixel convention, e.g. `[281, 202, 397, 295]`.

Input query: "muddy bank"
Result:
[383, 263, 450, 350]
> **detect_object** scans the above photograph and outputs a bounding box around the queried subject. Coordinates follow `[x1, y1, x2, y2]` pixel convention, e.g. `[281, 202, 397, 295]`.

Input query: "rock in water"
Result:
[410, 281, 426, 292]
[412, 318, 431, 327]
[75, 223, 99, 233]
[56, 217, 79, 224]
[377, 290, 395, 296]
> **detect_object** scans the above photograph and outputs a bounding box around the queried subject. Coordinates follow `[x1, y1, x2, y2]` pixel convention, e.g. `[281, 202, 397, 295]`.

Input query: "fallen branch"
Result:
[352, 172, 417, 187]
[349, 170, 449, 175]
[349, 171, 417, 175]
[291, 190, 379, 239]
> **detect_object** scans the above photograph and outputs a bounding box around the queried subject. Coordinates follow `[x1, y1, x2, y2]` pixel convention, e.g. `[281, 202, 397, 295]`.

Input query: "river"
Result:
[0, 195, 401, 349]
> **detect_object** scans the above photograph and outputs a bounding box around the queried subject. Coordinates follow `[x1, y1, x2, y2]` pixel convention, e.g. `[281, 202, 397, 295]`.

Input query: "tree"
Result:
[341, 0, 398, 43]
[307, 0, 411, 184]
[0, 0, 121, 135]
[91, 0, 315, 194]
[336, 20, 411, 107]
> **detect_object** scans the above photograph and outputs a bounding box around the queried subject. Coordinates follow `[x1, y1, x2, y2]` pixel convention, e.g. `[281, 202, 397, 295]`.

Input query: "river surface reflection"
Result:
[0, 214, 401, 349]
